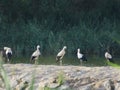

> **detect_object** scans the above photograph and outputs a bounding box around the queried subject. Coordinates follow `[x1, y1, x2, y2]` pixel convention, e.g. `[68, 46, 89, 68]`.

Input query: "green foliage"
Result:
[107, 61, 120, 69]
[43, 86, 51, 90]
[0, 55, 12, 90]
[57, 71, 64, 85]
[29, 76, 35, 90]
[0, 0, 120, 58]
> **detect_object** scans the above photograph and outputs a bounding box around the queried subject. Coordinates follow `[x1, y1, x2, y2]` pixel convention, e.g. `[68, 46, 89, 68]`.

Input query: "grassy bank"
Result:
[9, 56, 120, 66]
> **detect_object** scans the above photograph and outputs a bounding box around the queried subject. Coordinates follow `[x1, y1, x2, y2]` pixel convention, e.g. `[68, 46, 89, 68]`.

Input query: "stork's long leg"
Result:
[60, 60, 62, 66]
[80, 60, 82, 66]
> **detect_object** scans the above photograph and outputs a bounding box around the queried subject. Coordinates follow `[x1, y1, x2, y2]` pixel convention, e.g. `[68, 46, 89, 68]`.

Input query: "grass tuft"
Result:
[0, 54, 12, 90]
[57, 71, 65, 86]
[107, 61, 120, 69]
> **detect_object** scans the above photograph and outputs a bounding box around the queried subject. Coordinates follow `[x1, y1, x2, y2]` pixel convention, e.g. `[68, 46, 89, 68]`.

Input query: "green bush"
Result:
[0, 0, 120, 59]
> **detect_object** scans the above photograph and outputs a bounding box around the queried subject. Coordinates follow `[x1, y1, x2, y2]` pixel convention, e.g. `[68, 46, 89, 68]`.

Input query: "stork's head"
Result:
[37, 45, 40, 49]
[4, 47, 9, 50]
[77, 48, 80, 52]
[105, 51, 109, 55]
[63, 46, 67, 50]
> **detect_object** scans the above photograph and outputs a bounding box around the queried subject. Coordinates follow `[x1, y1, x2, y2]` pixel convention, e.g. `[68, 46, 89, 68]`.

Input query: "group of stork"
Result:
[0, 45, 114, 65]
[56, 46, 114, 65]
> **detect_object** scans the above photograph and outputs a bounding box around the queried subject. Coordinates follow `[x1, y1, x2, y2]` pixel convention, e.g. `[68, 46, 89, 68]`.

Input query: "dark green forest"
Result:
[0, 0, 120, 58]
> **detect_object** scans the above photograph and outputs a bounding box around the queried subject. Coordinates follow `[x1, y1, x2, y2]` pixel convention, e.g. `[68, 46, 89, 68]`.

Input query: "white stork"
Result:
[56, 46, 67, 65]
[77, 48, 87, 65]
[105, 52, 114, 63]
[30, 45, 41, 64]
[3, 47, 12, 62]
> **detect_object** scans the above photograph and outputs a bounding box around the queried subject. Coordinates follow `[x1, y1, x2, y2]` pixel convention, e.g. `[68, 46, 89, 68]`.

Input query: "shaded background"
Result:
[0, 0, 120, 60]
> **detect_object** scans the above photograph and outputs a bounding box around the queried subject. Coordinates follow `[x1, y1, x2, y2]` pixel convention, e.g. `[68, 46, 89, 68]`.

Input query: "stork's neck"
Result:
[37, 47, 39, 50]
[106, 52, 108, 54]
[78, 50, 80, 53]
[62, 48, 66, 51]
[62, 49, 64, 51]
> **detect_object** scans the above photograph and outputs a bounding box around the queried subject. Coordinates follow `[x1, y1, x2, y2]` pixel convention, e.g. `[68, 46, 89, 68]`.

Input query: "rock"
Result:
[115, 82, 120, 90]
[10, 77, 18, 88]
[15, 78, 29, 90]
[78, 84, 93, 90]
[0, 88, 5, 90]
[58, 84, 70, 90]
[94, 80, 106, 90]
[0, 78, 4, 88]
[93, 79, 115, 90]
[103, 80, 112, 90]
[0, 64, 120, 90]
[38, 81, 49, 88]
[48, 83, 60, 88]
[49, 77, 57, 83]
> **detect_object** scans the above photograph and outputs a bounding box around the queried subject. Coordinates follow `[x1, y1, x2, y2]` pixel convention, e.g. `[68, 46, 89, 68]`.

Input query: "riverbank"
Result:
[0, 64, 120, 90]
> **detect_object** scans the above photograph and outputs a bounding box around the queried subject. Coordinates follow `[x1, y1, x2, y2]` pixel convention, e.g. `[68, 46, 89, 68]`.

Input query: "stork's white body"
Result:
[32, 49, 41, 57]
[77, 48, 87, 65]
[105, 52, 112, 59]
[56, 46, 67, 65]
[4, 47, 12, 54]
[57, 49, 65, 59]
[30, 45, 41, 63]
[105, 52, 114, 63]
[32, 49, 40, 60]
[4, 47, 12, 62]
[77, 51, 83, 59]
